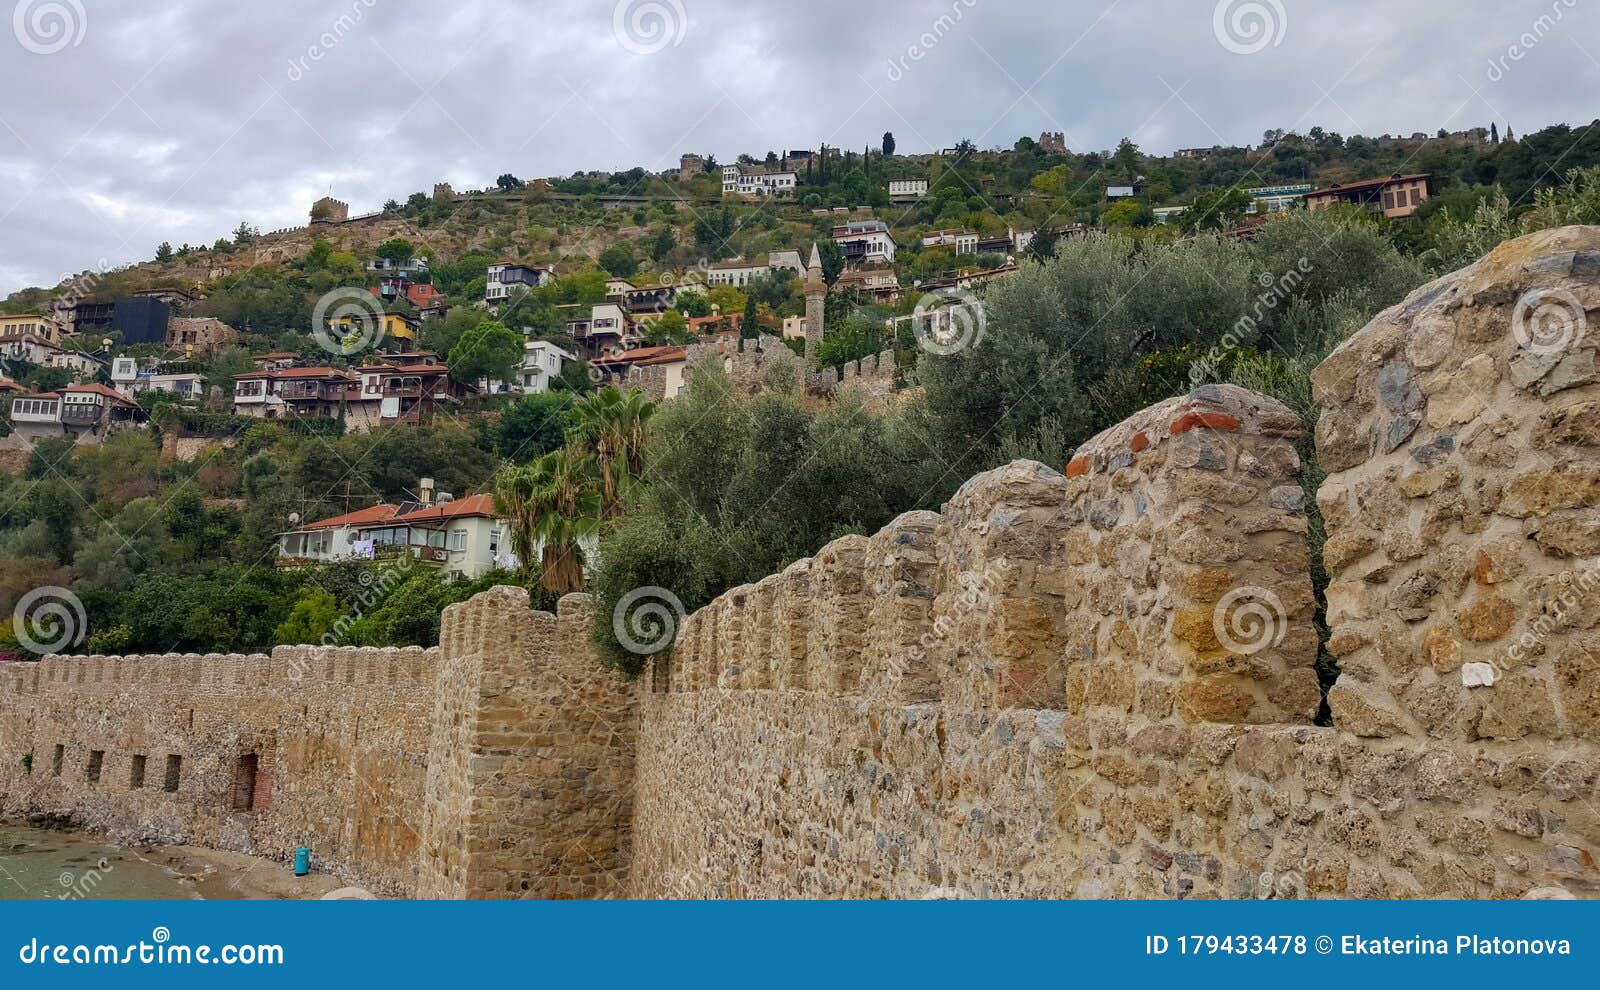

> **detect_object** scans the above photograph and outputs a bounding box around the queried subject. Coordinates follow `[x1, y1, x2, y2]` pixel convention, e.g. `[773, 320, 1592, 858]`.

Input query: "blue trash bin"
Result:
[294, 848, 310, 876]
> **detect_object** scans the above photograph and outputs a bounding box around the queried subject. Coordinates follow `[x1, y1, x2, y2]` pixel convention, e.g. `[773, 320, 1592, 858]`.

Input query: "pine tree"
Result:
[740, 294, 759, 339]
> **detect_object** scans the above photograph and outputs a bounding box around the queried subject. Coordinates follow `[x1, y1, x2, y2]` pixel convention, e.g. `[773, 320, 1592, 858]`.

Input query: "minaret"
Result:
[804, 242, 825, 362]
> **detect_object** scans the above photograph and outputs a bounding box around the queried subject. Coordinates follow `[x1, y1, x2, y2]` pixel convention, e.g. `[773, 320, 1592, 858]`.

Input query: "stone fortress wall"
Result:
[2, 228, 1598, 898]
[0, 643, 442, 895]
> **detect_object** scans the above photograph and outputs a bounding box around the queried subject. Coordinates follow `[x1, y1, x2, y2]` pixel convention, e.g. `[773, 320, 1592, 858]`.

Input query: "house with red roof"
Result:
[231, 366, 356, 422]
[7, 383, 144, 440]
[590, 345, 689, 399]
[276, 482, 513, 579]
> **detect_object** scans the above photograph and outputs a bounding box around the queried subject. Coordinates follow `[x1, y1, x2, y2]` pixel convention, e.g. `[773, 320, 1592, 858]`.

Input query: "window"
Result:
[1410, 187, 1421, 206]
[230, 754, 259, 811]
[86, 750, 104, 784]
[130, 754, 147, 789]
[449, 530, 467, 551]
[52, 744, 64, 776]
[163, 755, 182, 793]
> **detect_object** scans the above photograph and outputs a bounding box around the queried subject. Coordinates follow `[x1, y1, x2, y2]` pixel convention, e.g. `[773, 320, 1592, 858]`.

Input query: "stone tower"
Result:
[804, 243, 826, 362]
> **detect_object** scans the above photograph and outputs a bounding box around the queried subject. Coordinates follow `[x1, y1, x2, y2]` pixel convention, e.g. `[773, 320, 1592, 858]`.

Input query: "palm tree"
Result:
[570, 387, 655, 518]
[494, 449, 601, 593]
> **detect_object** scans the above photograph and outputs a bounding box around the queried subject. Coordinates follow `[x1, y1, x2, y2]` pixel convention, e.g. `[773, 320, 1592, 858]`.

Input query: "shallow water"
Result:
[0, 825, 199, 900]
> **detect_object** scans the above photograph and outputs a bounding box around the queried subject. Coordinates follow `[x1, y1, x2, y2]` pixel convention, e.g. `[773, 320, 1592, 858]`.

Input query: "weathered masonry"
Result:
[4, 228, 1600, 898]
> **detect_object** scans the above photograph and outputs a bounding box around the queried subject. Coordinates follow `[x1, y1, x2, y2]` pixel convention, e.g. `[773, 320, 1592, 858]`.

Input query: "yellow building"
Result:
[0, 313, 60, 343]
[328, 311, 418, 347]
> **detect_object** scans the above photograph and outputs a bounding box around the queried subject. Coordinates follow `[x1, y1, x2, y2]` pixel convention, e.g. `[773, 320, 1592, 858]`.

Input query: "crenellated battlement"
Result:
[668, 384, 1318, 723]
[0, 647, 440, 698]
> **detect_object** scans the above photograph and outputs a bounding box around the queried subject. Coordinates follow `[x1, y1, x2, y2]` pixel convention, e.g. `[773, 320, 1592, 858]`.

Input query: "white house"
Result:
[8, 382, 144, 439]
[768, 250, 805, 277]
[922, 229, 980, 254]
[832, 219, 897, 264]
[276, 503, 403, 566]
[485, 262, 555, 306]
[110, 357, 206, 400]
[722, 164, 797, 197]
[390, 494, 514, 581]
[705, 260, 771, 287]
[889, 178, 929, 200]
[566, 303, 634, 356]
[0, 332, 102, 380]
[277, 491, 514, 581]
[8, 392, 62, 430]
[520, 340, 577, 394]
[1245, 184, 1312, 214]
[365, 256, 428, 274]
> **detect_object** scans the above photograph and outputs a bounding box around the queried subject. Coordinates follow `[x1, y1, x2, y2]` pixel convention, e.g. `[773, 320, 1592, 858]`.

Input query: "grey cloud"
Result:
[1, 0, 1596, 293]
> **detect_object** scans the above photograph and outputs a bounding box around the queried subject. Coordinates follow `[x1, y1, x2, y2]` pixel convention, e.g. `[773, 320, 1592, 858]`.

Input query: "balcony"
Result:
[59, 405, 102, 422]
[277, 383, 332, 401]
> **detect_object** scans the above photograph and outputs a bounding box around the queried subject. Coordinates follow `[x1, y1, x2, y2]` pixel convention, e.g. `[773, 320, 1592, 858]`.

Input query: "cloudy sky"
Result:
[1, 0, 1596, 295]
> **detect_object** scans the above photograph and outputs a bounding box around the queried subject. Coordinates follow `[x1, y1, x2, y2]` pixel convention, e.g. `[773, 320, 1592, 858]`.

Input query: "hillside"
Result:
[7, 119, 1599, 324]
